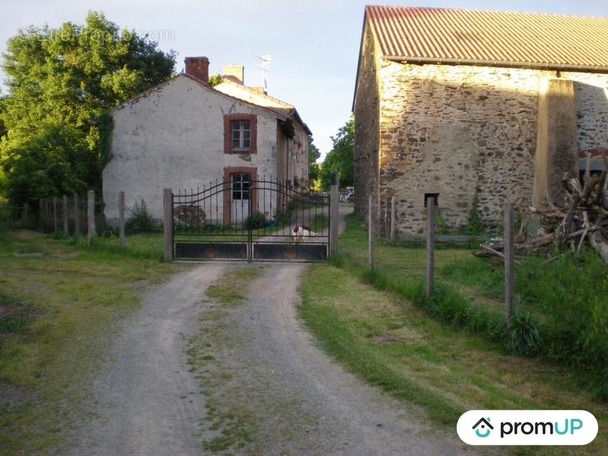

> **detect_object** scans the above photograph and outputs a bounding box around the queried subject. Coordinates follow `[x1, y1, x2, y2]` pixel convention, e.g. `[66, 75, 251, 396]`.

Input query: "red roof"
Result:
[366, 5, 608, 71]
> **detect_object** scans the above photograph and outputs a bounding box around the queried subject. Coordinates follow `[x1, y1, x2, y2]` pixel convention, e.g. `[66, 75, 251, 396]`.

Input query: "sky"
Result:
[1, 0, 608, 160]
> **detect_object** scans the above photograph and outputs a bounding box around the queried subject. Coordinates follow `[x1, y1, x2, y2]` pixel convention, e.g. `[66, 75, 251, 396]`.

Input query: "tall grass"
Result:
[338, 214, 608, 400]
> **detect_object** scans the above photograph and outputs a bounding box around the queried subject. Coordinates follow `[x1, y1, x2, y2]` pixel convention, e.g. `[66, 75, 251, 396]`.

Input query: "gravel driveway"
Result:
[67, 258, 473, 455]
[67, 204, 474, 455]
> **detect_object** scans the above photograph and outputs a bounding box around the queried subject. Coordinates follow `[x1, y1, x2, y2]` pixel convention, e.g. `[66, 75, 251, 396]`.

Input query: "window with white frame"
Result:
[231, 120, 251, 150]
[224, 114, 257, 154]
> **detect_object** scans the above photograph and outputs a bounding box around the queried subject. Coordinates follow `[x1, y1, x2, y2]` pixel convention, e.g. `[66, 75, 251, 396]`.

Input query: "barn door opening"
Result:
[231, 172, 251, 225]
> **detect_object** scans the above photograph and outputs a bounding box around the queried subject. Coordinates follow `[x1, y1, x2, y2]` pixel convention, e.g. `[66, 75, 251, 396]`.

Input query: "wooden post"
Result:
[119, 191, 126, 247]
[329, 184, 339, 257]
[390, 196, 396, 241]
[87, 190, 96, 245]
[39, 199, 43, 230]
[504, 202, 516, 321]
[368, 193, 375, 271]
[53, 197, 58, 232]
[22, 203, 29, 226]
[73, 193, 80, 236]
[63, 195, 69, 235]
[426, 195, 435, 298]
[163, 188, 173, 261]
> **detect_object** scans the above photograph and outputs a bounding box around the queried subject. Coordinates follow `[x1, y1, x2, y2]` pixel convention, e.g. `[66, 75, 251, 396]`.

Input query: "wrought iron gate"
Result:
[170, 179, 330, 262]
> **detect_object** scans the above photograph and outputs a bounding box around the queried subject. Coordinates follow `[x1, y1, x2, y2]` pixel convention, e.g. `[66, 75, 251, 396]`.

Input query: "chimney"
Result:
[223, 64, 244, 84]
[184, 56, 209, 83]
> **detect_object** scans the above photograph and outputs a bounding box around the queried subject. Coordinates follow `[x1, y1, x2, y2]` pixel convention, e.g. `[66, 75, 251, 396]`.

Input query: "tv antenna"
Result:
[253, 54, 272, 91]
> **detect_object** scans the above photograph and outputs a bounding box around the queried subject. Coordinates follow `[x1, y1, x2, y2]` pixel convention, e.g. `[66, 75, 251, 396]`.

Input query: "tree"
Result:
[0, 12, 176, 205]
[308, 137, 321, 186]
[319, 116, 354, 190]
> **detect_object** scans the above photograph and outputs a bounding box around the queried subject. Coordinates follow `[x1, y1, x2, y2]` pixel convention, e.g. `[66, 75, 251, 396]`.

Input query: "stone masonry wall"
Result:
[375, 62, 608, 236]
[353, 24, 380, 223]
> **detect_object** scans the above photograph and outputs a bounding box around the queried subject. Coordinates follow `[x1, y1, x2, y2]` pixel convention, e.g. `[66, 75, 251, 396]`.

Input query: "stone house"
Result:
[103, 56, 311, 226]
[353, 5, 608, 236]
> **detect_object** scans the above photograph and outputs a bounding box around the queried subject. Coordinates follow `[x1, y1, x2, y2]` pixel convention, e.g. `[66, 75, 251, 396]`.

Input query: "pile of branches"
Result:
[479, 155, 608, 263]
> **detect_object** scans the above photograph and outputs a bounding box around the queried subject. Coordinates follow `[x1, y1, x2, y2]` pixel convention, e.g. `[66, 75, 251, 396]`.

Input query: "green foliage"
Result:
[308, 138, 320, 165]
[208, 73, 223, 87]
[0, 122, 89, 204]
[0, 291, 34, 334]
[504, 312, 541, 356]
[318, 116, 354, 190]
[466, 191, 485, 235]
[338, 213, 608, 400]
[243, 211, 267, 230]
[0, 12, 176, 205]
[125, 199, 161, 234]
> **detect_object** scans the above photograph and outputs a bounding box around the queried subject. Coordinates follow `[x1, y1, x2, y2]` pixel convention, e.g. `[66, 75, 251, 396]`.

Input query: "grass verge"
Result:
[298, 214, 608, 455]
[0, 230, 181, 455]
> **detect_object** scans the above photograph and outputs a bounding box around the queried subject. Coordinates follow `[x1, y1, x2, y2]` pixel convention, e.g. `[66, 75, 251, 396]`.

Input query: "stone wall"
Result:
[355, 57, 608, 236]
[353, 24, 380, 222]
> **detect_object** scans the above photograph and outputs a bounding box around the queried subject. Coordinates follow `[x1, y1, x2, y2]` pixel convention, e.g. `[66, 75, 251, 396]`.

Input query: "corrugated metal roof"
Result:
[366, 5, 608, 71]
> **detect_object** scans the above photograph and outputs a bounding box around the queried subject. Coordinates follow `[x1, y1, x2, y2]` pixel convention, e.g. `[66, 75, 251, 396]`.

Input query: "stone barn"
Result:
[353, 5, 608, 236]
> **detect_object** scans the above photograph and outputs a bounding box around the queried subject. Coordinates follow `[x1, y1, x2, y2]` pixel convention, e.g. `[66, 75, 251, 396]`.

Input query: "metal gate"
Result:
[170, 179, 330, 262]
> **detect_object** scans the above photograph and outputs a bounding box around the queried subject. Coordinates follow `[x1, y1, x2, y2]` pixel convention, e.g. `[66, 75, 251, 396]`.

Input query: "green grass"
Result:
[206, 266, 264, 307]
[0, 230, 182, 455]
[298, 214, 608, 455]
[186, 265, 264, 453]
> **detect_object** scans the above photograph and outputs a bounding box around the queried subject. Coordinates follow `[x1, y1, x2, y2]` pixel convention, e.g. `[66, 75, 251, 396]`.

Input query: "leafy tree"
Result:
[319, 116, 354, 190]
[0, 12, 176, 205]
[208, 73, 223, 87]
[308, 137, 321, 185]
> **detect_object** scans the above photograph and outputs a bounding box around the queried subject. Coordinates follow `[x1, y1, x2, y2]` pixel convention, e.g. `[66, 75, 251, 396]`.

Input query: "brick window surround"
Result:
[224, 114, 257, 154]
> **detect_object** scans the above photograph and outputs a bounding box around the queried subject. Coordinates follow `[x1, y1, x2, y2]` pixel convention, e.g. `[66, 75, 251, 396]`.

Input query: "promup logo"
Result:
[457, 410, 598, 446]
[472, 417, 493, 438]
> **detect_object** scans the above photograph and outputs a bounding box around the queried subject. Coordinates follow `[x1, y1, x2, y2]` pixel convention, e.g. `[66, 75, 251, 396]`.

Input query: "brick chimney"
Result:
[184, 56, 209, 83]
[223, 64, 244, 84]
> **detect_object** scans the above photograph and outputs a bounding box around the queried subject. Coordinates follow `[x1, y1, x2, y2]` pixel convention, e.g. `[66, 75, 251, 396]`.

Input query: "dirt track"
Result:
[67, 258, 474, 455]
[67, 205, 473, 455]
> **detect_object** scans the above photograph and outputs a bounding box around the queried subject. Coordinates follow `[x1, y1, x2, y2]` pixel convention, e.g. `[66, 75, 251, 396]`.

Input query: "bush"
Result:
[125, 199, 161, 234]
[243, 211, 267, 230]
[504, 312, 541, 356]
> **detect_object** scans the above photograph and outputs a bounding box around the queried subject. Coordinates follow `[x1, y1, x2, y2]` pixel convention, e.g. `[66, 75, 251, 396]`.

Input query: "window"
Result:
[224, 114, 257, 154]
[231, 120, 251, 150]
[232, 173, 251, 200]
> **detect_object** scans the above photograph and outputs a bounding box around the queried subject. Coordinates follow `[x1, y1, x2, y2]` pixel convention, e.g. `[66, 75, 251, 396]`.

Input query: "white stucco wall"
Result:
[103, 75, 283, 224]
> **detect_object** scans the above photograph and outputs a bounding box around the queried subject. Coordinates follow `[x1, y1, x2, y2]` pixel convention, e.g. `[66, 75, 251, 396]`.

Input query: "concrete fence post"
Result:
[368, 193, 375, 272]
[163, 188, 174, 261]
[87, 190, 96, 245]
[504, 202, 516, 321]
[73, 193, 80, 237]
[62, 195, 69, 235]
[53, 197, 58, 232]
[426, 195, 435, 299]
[390, 196, 396, 241]
[119, 191, 126, 247]
[329, 184, 339, 258]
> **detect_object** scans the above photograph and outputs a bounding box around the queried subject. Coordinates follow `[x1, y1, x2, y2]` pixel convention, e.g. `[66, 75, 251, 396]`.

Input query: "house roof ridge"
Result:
[217, 77, 294, 109]
[368, 4, 601, 19]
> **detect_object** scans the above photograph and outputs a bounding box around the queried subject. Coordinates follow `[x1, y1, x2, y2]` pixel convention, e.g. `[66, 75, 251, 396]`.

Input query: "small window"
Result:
[224, 114, 257, 154]
[232, 173, 251, 200]
[231, 120, 251, 150]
